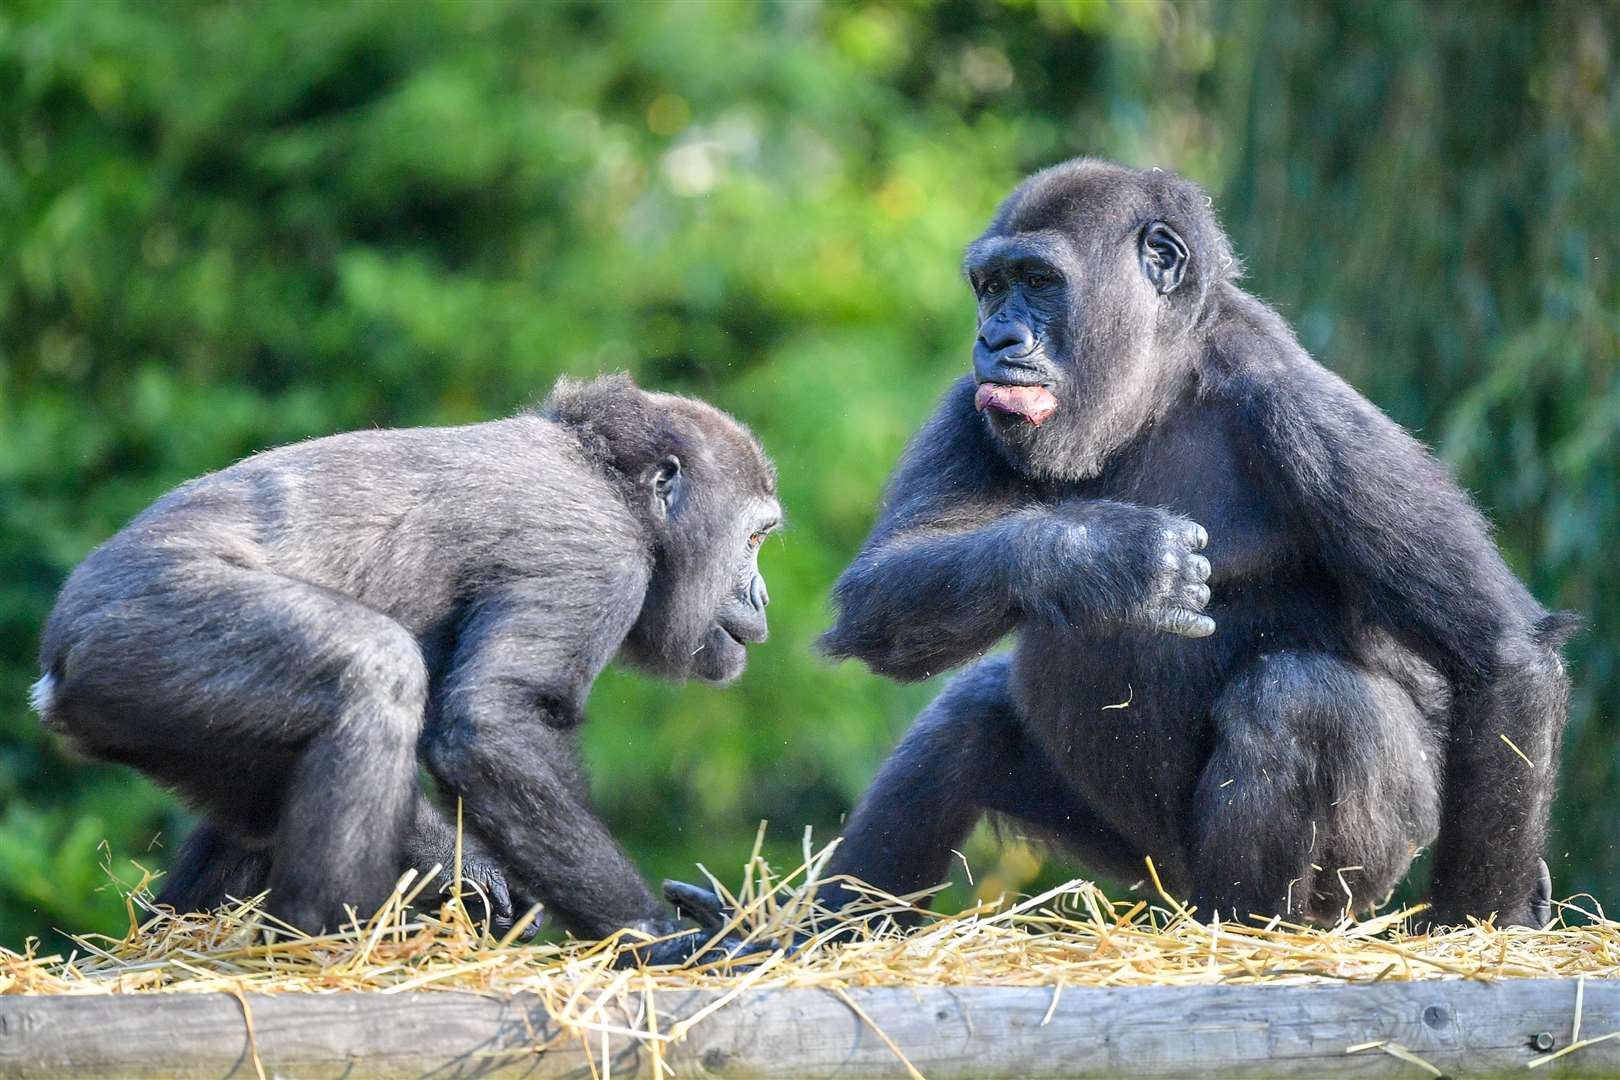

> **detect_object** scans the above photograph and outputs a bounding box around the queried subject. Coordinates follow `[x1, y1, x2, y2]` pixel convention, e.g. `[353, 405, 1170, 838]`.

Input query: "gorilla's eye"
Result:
[981, 279, 1003, 297]
[1025, 271, 1053, 289]
[749, 530, 767, 550]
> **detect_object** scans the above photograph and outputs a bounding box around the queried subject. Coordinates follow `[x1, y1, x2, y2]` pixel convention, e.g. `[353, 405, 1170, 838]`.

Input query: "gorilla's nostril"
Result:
[750, 575, 770, 611]
[981, 326, 1034, 355]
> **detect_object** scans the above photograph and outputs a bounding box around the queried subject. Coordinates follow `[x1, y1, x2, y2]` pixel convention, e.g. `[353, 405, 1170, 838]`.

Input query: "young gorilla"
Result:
[797, 159, 1573, 929]
[33, 374, 780, 959]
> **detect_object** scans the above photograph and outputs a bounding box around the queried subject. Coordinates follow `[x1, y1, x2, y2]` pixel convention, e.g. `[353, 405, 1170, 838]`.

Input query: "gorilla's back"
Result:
[43, 415, 647, 649]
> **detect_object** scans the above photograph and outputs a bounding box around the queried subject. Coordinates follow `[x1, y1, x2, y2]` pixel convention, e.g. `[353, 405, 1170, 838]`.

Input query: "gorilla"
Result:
[809, 159, 1575, 928]
[32, 373, 780, 959]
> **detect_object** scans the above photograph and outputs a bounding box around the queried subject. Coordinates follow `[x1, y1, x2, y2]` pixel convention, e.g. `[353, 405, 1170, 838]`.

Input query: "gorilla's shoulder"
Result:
[1201, 288, 1422, 479]
[1202, 290, 1349, 408]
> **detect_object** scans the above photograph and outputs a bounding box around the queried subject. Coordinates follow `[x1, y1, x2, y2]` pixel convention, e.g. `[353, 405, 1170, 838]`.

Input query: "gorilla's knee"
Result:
[335, 628, 428, 746]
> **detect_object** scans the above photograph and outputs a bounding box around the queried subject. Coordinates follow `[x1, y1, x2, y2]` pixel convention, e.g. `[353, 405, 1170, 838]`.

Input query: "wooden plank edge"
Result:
[0, 978, 1615, 1079]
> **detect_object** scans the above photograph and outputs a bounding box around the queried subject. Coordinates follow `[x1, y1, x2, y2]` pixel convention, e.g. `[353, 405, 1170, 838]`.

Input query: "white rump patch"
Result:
[28, 672, 57, 716]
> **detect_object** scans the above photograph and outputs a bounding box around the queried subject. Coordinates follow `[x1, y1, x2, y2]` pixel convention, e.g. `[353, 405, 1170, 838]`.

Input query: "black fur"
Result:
[818, 159, 1574, 928]
[32, 373, 781, 948]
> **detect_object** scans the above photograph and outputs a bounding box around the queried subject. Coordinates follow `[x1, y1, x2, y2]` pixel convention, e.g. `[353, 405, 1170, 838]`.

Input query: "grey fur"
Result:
[28, 671, 56, 719]
[34, 373, 780, 948]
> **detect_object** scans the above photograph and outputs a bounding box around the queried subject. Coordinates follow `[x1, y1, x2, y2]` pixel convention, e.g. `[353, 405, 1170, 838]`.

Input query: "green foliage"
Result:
[1, 0, 1614, 944]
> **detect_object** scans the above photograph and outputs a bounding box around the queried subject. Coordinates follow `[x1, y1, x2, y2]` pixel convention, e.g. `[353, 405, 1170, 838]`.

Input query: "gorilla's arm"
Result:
[821, 380, 1212, 681]
[423, 578, 669, 938]
[1244, 338, 1573, 926]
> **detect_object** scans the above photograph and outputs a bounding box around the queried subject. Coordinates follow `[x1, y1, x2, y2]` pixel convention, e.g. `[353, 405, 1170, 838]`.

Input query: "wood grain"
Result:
[0, 979, 1614, 1078]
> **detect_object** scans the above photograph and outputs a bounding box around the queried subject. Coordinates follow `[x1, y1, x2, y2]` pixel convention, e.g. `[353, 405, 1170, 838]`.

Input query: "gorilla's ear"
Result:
[1141, 221, 1190, 295]
[649, 455, 682, 520]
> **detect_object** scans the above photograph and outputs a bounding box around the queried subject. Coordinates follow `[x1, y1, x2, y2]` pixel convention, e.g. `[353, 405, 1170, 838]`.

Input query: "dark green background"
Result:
[2, 1, 1615, 946]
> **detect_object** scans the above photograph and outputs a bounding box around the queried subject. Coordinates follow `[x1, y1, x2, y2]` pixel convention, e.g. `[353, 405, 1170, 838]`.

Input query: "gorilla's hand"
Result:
[403, 823, 538, 941]
[1417, 857, 1553, 933]
[1046, 504, 1213, 637]
[610, 883, 769, 968]
[449, 847, 541, 942]
[1133, 513, 1214, 638]
[664, 879, 822, 950]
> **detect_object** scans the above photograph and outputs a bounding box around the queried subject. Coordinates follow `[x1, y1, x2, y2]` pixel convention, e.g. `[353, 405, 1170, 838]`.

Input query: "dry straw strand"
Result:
[4, 831, 1618, 1071]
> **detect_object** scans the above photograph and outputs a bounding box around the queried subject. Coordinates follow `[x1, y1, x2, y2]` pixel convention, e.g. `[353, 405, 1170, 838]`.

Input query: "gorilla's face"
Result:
[622, 401, 780, 685]
[963, 175, 1193, 482]
[683, 490, 779, 684]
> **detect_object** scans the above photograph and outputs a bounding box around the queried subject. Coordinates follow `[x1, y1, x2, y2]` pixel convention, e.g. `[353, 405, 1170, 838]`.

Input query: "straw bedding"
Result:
[4, 828, 1617, 1070]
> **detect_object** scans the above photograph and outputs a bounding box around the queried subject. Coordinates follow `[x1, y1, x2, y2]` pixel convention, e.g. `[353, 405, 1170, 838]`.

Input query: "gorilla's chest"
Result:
[1011, 420, 1312, 851]
[1070, 415, 1291, 587]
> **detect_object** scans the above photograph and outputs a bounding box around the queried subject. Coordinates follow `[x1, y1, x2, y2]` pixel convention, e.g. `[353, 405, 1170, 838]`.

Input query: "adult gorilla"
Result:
[815, 159, 1575, 928]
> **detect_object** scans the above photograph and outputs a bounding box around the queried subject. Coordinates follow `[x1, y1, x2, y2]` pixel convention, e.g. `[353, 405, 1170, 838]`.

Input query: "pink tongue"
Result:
[974, 383, 1058, 427]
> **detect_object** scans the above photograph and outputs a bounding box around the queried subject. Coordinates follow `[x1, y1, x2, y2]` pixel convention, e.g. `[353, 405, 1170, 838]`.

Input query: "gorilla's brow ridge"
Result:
[962, 229, 1073, 272]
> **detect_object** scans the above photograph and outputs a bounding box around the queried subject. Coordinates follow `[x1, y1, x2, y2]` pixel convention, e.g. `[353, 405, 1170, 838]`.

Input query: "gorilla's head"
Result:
[545, 374, 780, 684]
[633, 392, 780, 684]
[962, 159, 1237, 481]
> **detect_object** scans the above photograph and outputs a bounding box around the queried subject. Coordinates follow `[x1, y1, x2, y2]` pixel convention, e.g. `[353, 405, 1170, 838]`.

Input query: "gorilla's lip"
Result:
[974, 382, 1059, 427]
[694, 625, 749, 684]
[715, 623, 751, 649]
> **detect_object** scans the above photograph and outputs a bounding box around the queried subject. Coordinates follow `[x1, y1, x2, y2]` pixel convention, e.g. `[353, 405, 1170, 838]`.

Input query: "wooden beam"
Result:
[0, 979, 1615, 1078]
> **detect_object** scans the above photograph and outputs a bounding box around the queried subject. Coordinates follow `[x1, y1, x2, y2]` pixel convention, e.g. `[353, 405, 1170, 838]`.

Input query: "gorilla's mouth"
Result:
[692, 623, 750, 684]
[974, 382, 1059, 427]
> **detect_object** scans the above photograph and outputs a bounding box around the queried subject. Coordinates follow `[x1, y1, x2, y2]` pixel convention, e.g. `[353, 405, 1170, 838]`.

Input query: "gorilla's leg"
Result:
[1427, 625, 1571, 927]
[1191, 652, 1441, 924]
[265, 655, 425, 934]
[156, 821, 272, 915]
[821, 655, 1138, 915]
[53, 557, 428, 934]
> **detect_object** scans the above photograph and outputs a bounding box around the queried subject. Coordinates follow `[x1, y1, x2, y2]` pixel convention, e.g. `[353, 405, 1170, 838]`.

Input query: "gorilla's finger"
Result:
[486, 871, 513, 924]
[663, 879, 733, 926]
[1179, 521, 1209, 551]
[1180, 582, 1211, 611]
[703, 933, 772, 960]
[499, 899, 543, 942]
[617, 927, 769, 969]
[1159, 546, 1183, 574]
[1186, 553, 1212, 583]
[618, 930, 702, 969]
[1154, 607, 1216, 639]
[1530, 858, 1553, 928]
